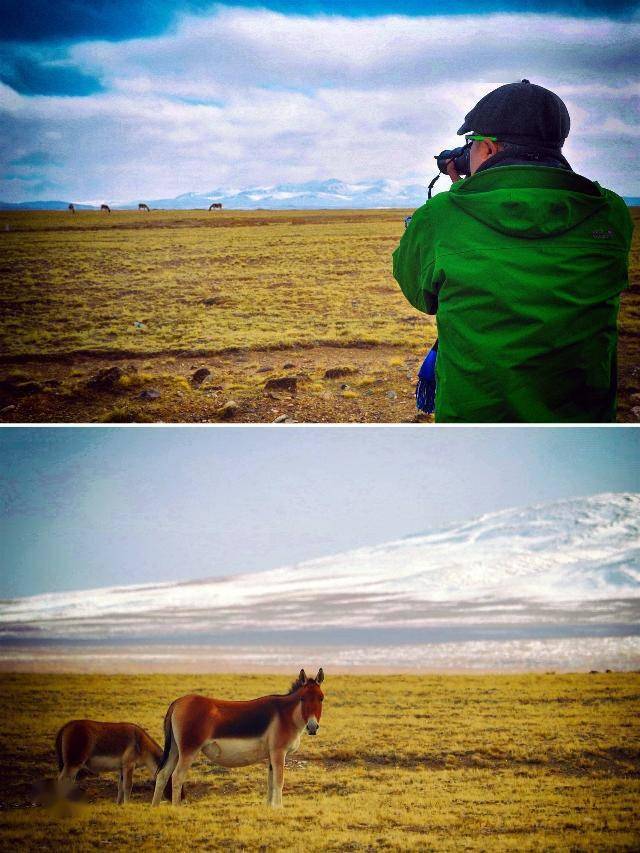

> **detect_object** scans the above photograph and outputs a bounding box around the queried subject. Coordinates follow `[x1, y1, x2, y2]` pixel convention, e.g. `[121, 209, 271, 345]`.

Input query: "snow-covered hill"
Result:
[1, 493, 638, 641]
[123, 179, 428, 210]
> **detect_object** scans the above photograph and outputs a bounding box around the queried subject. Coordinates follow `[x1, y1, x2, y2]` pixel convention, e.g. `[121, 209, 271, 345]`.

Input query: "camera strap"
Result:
[427, 173, 441, 200]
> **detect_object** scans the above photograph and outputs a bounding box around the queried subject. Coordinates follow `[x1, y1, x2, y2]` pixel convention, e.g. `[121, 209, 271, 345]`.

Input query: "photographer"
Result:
[393, 80, 633, 423]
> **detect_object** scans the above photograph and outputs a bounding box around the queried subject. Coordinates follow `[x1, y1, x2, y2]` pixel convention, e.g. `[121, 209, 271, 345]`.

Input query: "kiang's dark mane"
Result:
[288, 675, 316, 694]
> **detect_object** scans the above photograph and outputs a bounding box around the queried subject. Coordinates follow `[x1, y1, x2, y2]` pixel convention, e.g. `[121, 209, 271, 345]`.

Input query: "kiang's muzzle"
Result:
[306, 718, 319, 735]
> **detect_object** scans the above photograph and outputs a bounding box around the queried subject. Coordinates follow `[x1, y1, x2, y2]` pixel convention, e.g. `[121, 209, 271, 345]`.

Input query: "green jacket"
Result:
[392, 165, 633, 422]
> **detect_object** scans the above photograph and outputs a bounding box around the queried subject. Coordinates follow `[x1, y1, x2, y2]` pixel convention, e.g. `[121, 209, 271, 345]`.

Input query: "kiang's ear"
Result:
[299, 669, 307, 684]
[316, 667, 324, 684]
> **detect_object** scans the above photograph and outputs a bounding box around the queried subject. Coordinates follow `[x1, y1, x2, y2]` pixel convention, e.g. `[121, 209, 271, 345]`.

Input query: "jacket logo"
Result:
[592, 229, 613, 239]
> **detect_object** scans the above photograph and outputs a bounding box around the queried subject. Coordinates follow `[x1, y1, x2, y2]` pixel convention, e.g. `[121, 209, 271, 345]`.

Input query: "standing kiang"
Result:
[393, 80, 633, 423]
[152, 669, 325, 808]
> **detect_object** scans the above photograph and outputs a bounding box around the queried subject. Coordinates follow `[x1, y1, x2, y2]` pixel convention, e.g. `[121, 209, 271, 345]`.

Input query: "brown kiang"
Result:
[55, 719, 170, 804]
[152, 668, 325, 807]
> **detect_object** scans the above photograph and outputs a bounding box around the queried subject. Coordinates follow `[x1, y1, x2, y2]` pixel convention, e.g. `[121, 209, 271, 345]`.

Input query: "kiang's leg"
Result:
[171, 750, 196, 806]
[268, 749, 286, 808]
[122, 764, 134, 803]
[152, 746, 178, 806]
[57, 764, 81, 800]
[266, 761, 274, 805]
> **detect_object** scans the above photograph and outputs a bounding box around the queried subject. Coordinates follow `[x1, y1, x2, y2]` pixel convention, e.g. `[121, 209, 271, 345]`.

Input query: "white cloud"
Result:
[1, 7, 639, 201]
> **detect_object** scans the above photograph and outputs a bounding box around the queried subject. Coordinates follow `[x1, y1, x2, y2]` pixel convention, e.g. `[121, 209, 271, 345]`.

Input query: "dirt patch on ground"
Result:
[0, 344, 431, 423]
[1, 321, 638, 422]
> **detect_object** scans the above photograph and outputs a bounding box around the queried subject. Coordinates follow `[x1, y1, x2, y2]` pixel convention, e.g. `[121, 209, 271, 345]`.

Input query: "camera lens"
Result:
[435, 144, 471, 177]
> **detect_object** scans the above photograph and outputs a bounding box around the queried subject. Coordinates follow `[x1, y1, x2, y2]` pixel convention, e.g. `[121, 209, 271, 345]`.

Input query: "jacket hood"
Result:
[448, 165, 607, 239]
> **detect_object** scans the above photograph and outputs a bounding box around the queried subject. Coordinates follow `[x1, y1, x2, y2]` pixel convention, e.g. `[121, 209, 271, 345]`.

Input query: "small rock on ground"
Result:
[2, 380, 43, 397]
[324, 367, 356, 379]
[217, 400, 239, 419]
[265, 376, 297, 393]
[87, 366, 122, 390]
[191, 367, 211, 386]
[139, 388, 161, 400]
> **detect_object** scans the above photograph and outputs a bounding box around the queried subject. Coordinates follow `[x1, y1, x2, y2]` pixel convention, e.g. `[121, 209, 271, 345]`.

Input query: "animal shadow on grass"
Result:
[27, 775, 161, 809]
[29, 777, 87, 808]
[27, 777, 236, 809]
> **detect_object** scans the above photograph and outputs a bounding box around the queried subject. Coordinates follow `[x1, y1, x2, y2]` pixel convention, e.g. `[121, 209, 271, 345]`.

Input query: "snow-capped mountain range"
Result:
[122, 179, 429, 210]
[1, 184, 639, 211]
[0, 179, 428, 211]
[1, 493, 638, 642]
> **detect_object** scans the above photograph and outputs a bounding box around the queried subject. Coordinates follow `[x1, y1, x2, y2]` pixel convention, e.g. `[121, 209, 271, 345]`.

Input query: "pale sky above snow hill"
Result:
[1, 427, 638, 598]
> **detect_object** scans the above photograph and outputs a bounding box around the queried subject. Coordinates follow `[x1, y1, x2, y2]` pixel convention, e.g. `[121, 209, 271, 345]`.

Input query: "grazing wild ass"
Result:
[152, 668, 325, 808]
[100, 203, 111, 213]
[208, 202, 223, 210]
[56, 720, 169, 804]
[138, 203, 150, 211]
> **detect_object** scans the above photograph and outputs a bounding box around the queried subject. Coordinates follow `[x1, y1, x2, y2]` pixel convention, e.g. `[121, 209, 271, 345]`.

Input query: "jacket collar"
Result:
[455, 164, 602, 197]
[476, 148, 572, 174]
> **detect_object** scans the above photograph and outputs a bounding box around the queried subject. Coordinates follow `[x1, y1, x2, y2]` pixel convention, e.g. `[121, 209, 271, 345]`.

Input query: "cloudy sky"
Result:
[1, 0, 639, 203]
[1, 426, 638, 597]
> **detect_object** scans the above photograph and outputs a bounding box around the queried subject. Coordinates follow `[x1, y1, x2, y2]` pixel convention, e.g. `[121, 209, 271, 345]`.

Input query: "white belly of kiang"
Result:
[86, 756, 123, 772]
[204, 737, 269, 768]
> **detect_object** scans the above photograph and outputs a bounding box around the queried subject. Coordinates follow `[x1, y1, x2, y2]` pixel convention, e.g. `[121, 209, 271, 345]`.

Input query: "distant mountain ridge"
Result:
[0, 200, 95, 211]
[1, 493, 638, 642]
[133, 179, 428, 210]
[2, 181, 639, 210]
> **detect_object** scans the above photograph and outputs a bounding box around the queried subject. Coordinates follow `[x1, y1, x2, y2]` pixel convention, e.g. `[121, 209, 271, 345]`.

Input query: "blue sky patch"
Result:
[9, 151, 59, 167]
[1, 55, 103, 96]
[1, 0, 638, 45]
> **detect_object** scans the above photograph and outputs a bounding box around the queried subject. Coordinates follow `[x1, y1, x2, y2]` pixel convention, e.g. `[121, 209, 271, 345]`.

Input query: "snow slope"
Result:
[1, 493, 638, 640]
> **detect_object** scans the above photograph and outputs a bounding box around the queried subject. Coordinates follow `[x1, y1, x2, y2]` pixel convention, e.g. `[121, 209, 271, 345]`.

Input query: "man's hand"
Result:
[446, 159, 462, 183]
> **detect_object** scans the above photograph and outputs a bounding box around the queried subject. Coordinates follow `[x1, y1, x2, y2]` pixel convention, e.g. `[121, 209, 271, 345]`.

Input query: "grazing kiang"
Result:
[152, 668, 325, 808]
[55, 719, 170, 804]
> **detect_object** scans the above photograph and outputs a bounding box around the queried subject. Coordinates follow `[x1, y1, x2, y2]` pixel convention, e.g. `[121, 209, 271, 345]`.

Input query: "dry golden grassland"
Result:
[1, 207, 638, 423]
[0, 671, 638, 850]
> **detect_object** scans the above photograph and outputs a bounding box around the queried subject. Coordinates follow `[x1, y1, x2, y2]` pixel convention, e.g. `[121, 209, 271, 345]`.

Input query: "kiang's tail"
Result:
[54, 725, 65, 772]
[158, 702, 175, 772]
[157, 701, 177, 800]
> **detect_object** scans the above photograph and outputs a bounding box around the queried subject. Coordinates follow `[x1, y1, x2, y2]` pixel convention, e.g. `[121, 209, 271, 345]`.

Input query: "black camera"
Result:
[435, 144, 471, 177]
[411, 140, 473, 208]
